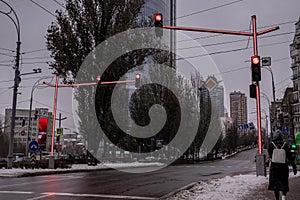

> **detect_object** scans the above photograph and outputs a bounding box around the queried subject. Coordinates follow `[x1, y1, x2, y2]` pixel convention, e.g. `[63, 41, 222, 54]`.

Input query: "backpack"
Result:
[271, 142, 286, 164]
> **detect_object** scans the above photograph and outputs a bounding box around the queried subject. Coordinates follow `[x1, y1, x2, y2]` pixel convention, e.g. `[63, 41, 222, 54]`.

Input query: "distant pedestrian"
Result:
[268, 130, 297, 200]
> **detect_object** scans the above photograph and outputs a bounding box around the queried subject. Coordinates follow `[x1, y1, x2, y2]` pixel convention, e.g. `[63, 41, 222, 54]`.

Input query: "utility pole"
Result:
[56, 113, 67, 155]
[1, 0, 21, 169]
[44, 74, 138, 168]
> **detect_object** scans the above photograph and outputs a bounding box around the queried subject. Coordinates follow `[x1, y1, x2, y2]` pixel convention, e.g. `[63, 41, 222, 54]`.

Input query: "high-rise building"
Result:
[290, 18, 300, 135]
[205, 75, 225, 117]
[230, 91, 247, 126]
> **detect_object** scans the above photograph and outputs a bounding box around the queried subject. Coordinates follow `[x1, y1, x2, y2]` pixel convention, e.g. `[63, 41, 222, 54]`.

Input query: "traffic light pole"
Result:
[49, 74, 59, 169]
[43, 76, 138, 168]
[158, 15, 278, 176]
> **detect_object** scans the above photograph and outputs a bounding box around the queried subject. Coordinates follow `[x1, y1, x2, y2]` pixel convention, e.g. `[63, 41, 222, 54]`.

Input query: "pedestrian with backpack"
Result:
[268, 129, 297, 200]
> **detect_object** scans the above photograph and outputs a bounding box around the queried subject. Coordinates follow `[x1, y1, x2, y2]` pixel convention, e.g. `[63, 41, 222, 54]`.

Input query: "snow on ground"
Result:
[0, 162, 163, 177]
[166, 172, 300, 200]
[1, 162, 299, 200]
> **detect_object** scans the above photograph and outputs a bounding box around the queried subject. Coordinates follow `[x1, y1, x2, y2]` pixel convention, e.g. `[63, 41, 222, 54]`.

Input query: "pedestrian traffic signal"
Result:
[154, 13, 163, 37]
[291, 144, 297, 153]
[135, 73, 141, 88]
[251, 55, 261, 81]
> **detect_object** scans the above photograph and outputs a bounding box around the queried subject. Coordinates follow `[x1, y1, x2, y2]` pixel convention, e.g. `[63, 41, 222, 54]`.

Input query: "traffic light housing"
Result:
[135, 73, 141, 88]
[154, 13, 163, 37]
[291, 144, 297, 152]
[251, 55, 261, 81]
[249, 84, 256, 98]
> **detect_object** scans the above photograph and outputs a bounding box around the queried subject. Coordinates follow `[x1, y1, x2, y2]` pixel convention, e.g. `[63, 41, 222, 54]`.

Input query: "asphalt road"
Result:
[0, 148, 257, 200]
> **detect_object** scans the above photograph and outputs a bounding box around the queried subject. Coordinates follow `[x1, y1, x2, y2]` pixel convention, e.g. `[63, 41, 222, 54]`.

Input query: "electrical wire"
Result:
[178, 31, 295, 51]
[175, 0, 243, 21]
[0, 75, 54, 84]
[0, 47, 14, 52]
[21, 61, 53, 65]
[33, 99, 73, 116]
[21, 48, 48, 55]
[29, 0, 56, 17]
[0, 52, 13, 57]
[21, 56, 51, 60]
[52, 0, 65, 9]
[176, 40, 291, 60]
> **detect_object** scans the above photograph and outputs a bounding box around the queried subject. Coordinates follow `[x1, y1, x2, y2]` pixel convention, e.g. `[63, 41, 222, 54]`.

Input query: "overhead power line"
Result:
[52, 0, 65, 8]
[33, 99, 73, 116]
[176, 40, 291, 60]
[177, 31, 294, 51]
[177, 20, 297, 43]
[0, 47, 14, 52]
[29, 0, 56, 17]
[175, 0, 243, 20]
[21, 48, 49, 55]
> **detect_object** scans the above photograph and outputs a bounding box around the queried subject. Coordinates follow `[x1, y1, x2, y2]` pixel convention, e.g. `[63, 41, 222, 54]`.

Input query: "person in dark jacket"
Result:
[268, 130, 297, 200]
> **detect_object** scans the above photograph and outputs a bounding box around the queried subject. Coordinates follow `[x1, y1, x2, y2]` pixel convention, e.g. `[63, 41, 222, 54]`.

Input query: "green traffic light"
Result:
[291, 144, 297, 149]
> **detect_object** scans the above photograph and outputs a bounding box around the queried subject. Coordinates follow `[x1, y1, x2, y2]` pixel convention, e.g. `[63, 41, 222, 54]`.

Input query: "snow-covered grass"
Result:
[166, 172, 300, 200]
[0, 162, 163, 177]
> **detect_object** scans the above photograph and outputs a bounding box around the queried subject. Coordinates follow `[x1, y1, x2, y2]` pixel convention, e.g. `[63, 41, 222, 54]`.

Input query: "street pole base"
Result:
[49, 156, 55, 169]
[7, 156, 13, 169]
[256, 154, 266, 176]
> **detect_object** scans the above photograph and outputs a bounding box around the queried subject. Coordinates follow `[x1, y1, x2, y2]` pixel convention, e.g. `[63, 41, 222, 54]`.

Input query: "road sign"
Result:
[56, 128, 63, 136]
[282, 126, 289, 134]
[30, 152, 36, 164]
[287, 135, 293, 142]
[29, 140, 39, 152]
[262, 57, 271, 66]
[156, 140, 164, 148]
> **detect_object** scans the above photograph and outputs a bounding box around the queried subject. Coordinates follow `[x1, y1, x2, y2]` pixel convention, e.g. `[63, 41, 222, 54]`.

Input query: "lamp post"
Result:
[1, 0, 21, 169]
[260, 108, 269, 148]
[263, 66, 276, 137]
[261, 92, 272, 139]
[26, 77, 49, 158]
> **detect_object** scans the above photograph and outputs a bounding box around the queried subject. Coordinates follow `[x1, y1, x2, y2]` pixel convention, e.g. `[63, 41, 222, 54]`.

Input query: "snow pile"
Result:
[167, 174, 268, 200]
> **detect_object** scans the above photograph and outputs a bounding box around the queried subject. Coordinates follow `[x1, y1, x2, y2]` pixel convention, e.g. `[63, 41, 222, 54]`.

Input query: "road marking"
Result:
[0, 176, 81, 189]
[27, 194, 53, 200]
[41, 192, 159, 200]
[0, 191, 33, 194]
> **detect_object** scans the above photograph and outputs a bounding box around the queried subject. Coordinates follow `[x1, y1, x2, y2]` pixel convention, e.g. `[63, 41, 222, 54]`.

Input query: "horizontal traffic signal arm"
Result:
[43, 79, 135, 88]
[162, 25, 279, 36]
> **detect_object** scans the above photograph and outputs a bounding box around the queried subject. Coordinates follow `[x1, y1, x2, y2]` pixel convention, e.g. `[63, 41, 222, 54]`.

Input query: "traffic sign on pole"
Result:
[262, 57, 271, 66]
[29, 140, 39, 152]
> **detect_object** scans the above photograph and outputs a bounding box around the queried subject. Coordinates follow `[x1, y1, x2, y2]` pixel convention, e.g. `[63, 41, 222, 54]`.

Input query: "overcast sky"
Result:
[0, 0, 300, 130]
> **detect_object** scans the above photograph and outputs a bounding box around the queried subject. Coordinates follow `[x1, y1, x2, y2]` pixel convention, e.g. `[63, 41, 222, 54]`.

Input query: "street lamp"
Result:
[26, 77, 50, 157]
[262, 66, 276, 138]
[263, 66, 276, 103]
[1, 0, 21, 169]
[261, 92, 272, 138]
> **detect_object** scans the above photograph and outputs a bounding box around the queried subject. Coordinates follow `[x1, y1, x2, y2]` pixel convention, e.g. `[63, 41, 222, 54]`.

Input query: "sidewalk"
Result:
[245, 172, 300, 200]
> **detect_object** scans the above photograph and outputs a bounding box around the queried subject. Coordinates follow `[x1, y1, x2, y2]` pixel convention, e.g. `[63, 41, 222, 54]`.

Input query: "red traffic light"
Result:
[251, 56, 260, 65]
[135, 73, 141, 88]
[154, 13, 162, 22]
